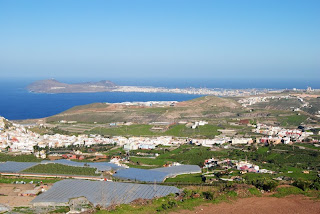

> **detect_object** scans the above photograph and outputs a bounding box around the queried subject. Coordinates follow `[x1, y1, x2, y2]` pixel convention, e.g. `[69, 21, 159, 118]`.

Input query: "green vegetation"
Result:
[129, 145, 227, 168]
[0, 153, 40, 162]
[247, 177, 278, 191]
[243, 173, 274, 182]
[302, 98, 320, 115]
[165, 173, 203, 183]
[248, 187, 262, 196]
[22, 163, 99, 176]
[13, 206, 70, 214]
[164, 124, 220, 138]
[278, 114, 308, 127]
[0, 176, 60, 184]
[89, 124, 155, 136]
[255, 98, 301, 111]
[295, 143, 320, 151]
[104, 147, 126, 157]
[272, 186, 304, 197]
[49, 206, 70, 213]
[130, 157, 168, 167]
[88, 124, 220, 138]
[127, 143, 320, 175]
[151, 145, 223, 167]
[227, 144, 320, 175]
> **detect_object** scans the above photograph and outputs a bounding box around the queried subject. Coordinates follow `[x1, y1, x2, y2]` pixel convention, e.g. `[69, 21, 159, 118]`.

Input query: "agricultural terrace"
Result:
[22, 163, 99, 176]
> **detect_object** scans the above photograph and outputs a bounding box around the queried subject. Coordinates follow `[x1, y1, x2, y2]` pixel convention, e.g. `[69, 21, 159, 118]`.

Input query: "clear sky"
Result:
[0, 0, 319, 81]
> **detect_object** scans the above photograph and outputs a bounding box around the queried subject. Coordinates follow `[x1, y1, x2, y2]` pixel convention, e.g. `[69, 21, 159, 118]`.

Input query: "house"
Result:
[138, 144, 156, 150]
[123, 143, 139, 151]
[239, 119, 250, 125]
[232, 138, 252, 145]
[19, 185, 48, 197]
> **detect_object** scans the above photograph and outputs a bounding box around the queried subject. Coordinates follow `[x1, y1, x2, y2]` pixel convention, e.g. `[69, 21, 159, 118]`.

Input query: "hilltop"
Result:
[27, 79, 117, 93]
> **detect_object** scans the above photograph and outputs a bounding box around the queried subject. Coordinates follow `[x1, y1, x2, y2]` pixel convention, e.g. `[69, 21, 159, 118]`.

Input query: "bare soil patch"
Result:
[0, 184, 35, 207]
[171, 195, 320, 214]
[0, 183, 52, 208]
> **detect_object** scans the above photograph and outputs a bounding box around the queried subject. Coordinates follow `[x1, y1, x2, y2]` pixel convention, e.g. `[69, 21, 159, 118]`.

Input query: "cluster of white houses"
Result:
[0, 117, 318, 155]
[238, 95, 310, 109]
[204, 158, 273, 174]
[253, 123, 314, 144]
[113, 86, 266, 97]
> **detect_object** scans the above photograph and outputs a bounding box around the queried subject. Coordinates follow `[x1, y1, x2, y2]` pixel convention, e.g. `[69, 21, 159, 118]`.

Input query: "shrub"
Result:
[202, 191, 214, 200]
[157, 200, 177, 211]
[226, 191, 237, 198]
[250, 178, 278, 191]
[272, 187, 304, 197]
[293, 179, 312, 191]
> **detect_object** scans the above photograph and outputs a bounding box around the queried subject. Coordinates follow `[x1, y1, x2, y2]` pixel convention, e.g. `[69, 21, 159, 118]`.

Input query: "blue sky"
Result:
[0, 0, 319, 81]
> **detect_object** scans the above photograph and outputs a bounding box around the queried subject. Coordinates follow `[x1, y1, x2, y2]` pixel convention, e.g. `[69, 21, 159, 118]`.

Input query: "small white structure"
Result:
[232, 138, 252, 145]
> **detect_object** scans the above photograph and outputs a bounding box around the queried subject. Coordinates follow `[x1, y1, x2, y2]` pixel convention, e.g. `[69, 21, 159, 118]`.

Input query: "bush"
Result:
[226, 191, 237, 198]
[272, 187, 304, 198]
[202, 191, 214, 200]
[250, 178, 278, 191]
[310, 177, 320, 190]
[311, 181, 320, 190]
[183, 189, 193, 198]
[157, 200, 177, 211]
[293, 179, 312, 191]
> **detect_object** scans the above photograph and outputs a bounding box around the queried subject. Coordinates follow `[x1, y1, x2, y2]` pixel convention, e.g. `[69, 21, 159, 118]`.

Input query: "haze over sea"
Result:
[1, 77, 319, 120]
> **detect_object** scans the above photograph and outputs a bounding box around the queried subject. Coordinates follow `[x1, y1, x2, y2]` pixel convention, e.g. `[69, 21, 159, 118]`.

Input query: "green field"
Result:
[278, 114, 308, 127]
[165, 173, 203, 183]
[128, 145, 228, 168]
[130, 157, 169, 167]
[22, 163, 99, 176]
[104, 147, 126, 157]
[88, 124, 220, 138]
[0, 153, 41, 162]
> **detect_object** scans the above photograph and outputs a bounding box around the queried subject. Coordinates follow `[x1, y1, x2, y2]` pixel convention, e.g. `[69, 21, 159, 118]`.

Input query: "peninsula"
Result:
[27, 79, 117, 93]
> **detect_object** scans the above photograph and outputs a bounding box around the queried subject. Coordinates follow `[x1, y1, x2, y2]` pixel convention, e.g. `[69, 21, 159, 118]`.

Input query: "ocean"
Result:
[0, 77, 318, 120]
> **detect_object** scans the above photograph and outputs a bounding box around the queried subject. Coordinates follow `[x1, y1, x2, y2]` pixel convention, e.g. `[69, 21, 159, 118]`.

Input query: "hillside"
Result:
[46, 96, 243, 124]
[46, 95, 320, 125]
[0, 117, 12, 130]
[27, 79, 117, 93]
[40, 94, 320, 138]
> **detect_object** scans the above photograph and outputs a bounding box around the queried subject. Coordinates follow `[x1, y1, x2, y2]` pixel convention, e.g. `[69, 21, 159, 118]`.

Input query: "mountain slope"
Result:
[46, 96, 243, 123]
